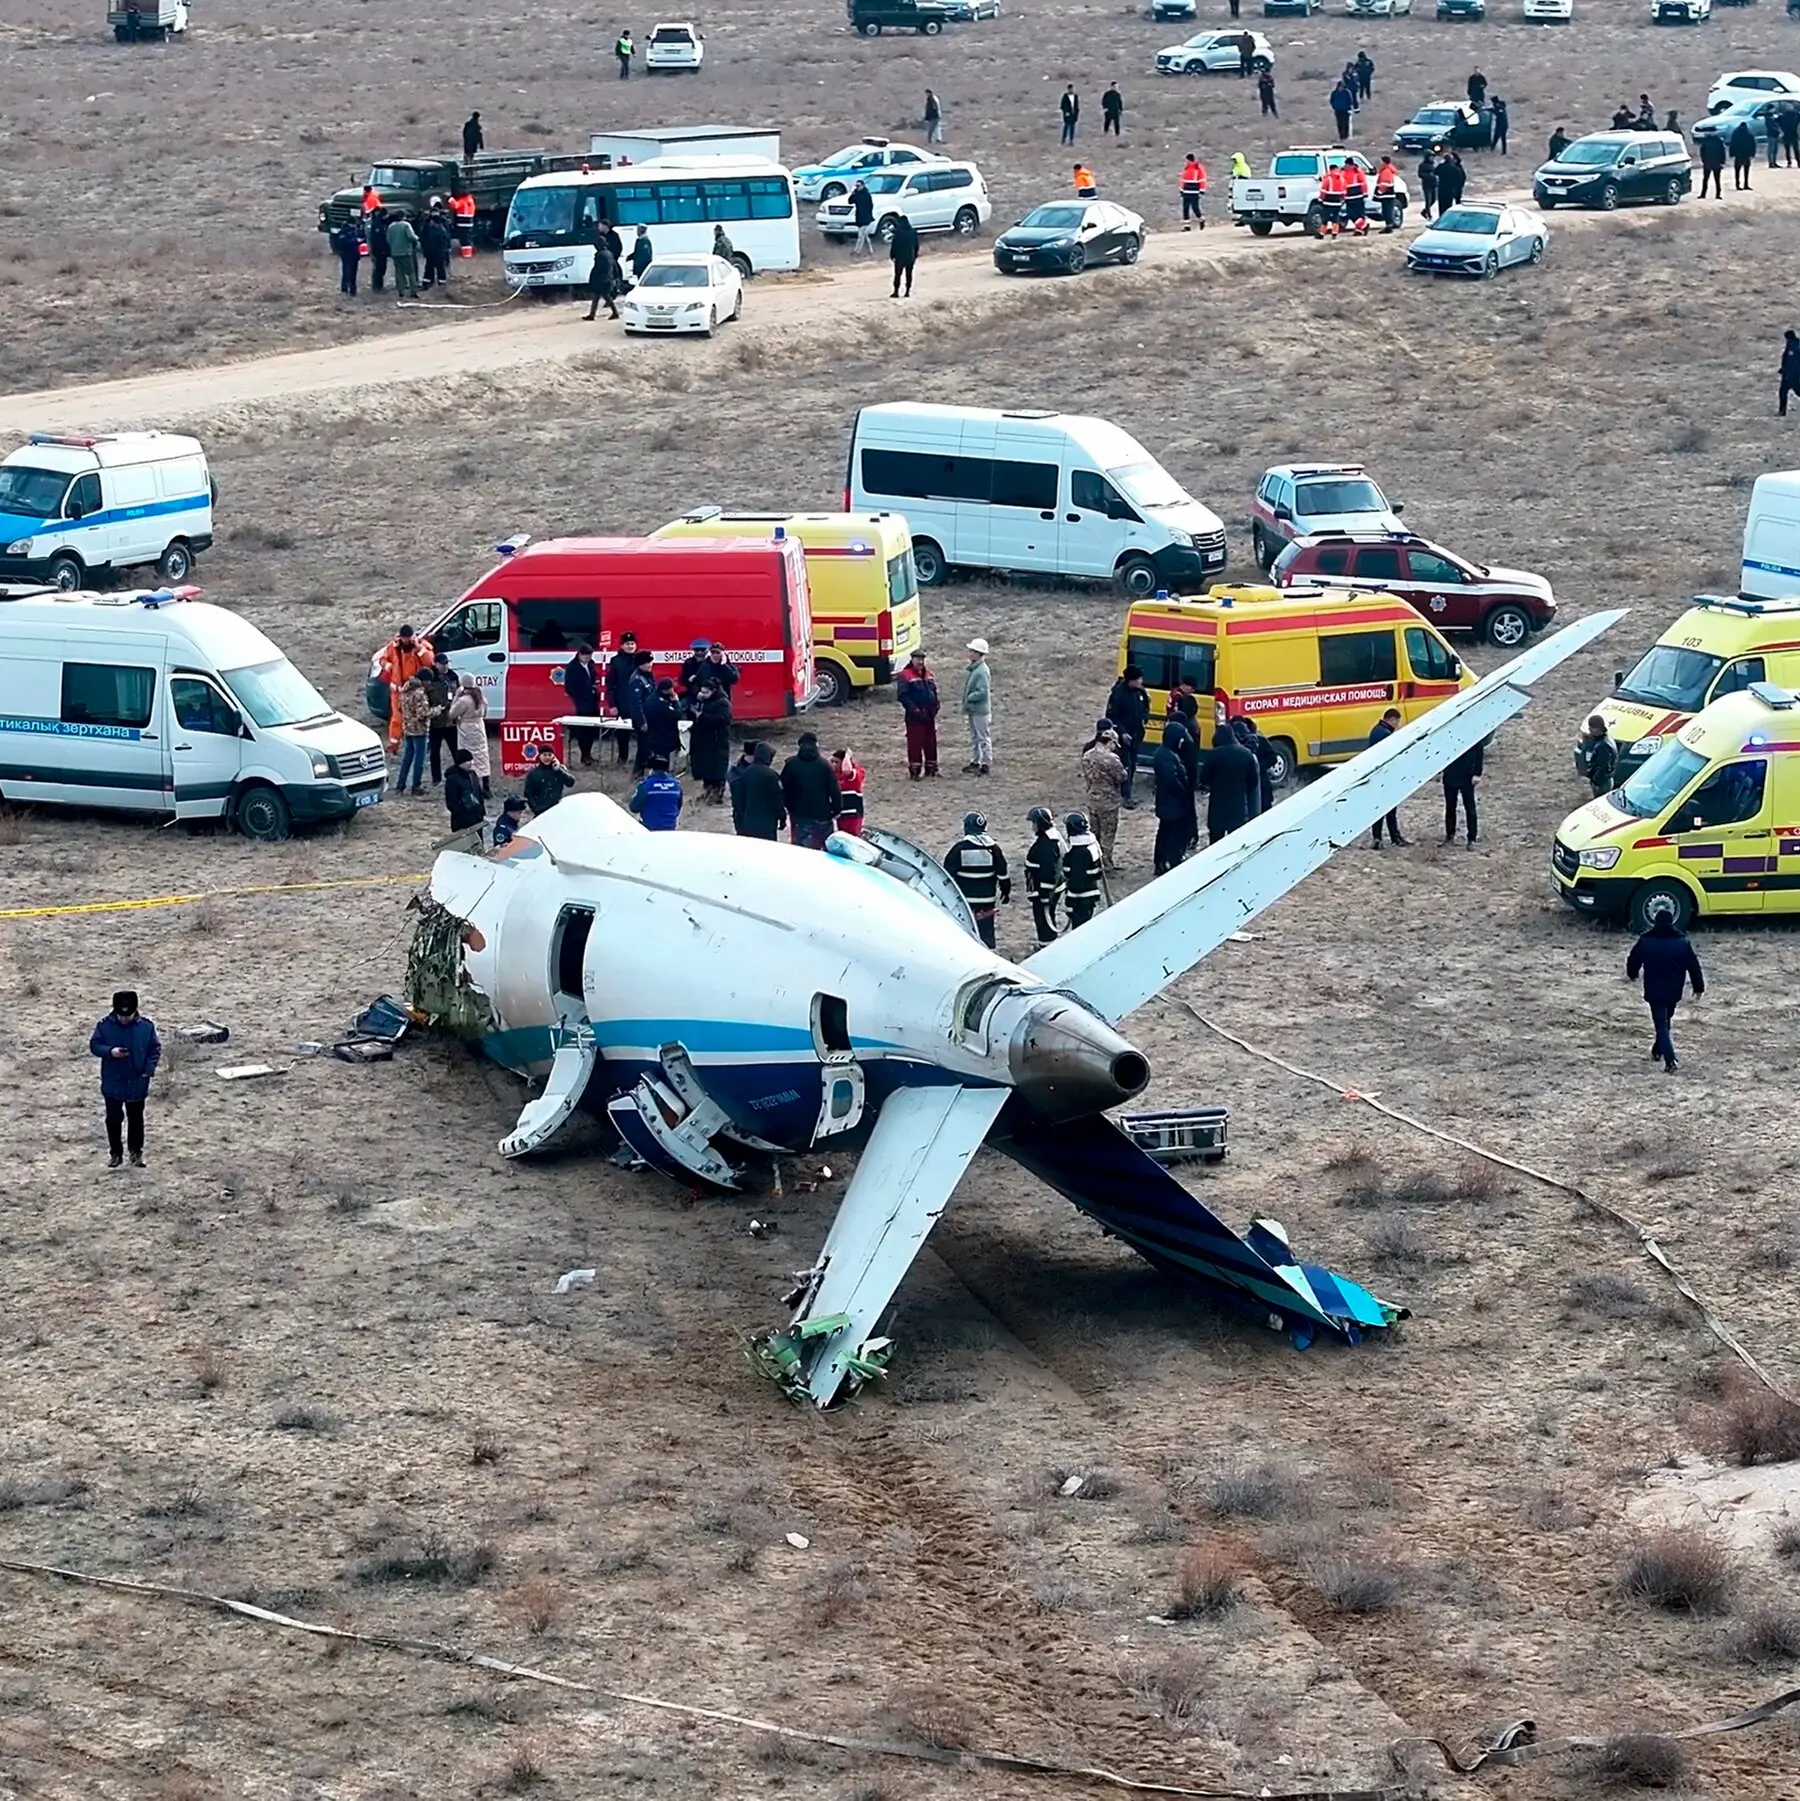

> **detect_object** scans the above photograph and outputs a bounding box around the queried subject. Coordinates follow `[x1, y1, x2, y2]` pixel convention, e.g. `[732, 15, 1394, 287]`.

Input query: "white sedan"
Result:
[620, 254, 743, 336]
[1347, 0, 1412, 15]
[1405, 203, 1547, 277]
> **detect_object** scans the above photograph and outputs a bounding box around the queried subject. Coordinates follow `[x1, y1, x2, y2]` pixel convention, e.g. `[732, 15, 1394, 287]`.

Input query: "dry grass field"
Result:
[5, 1, 1800, 1798]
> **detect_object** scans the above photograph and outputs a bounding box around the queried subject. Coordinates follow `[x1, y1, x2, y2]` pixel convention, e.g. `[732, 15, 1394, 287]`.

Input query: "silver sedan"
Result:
[1405, 202, 1547, 277]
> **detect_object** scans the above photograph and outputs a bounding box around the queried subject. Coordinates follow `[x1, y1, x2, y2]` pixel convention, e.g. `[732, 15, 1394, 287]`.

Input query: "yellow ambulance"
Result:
[1117, 582, 1473, 784]
[1554, 683, 1800, 931]
[1587, 594, 1800, 780]
[650, 508, 922, 706]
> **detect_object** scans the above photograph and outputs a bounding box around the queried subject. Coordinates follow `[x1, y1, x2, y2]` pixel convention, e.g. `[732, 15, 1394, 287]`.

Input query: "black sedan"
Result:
[992, 201, 1145, 275]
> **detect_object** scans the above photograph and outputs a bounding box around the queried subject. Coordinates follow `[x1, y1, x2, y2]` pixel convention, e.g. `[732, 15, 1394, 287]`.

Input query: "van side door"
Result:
[169, 673, 247, 820]
[1315, 625, 1399, 758]
[105, 463, 162, 568]
[63, 472, 106, 569]
[56, 650, 171, 811]
[1401, 625, 1463, 705]
[1067, 468, 1143, 579]
[1662, 756, 1771, 914]
[433, 599, 507, 717]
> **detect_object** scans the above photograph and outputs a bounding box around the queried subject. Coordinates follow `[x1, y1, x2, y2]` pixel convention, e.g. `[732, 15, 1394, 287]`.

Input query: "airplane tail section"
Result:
[992, 1108, 1403, 1347]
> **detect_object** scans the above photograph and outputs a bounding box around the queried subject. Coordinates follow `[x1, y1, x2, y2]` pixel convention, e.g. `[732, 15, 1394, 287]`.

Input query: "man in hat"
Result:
[492, 794, 528, 847]
[962, 638, 993, 775]
[1627, 895, 1705, 1073]
[90, 990, 161, 1168]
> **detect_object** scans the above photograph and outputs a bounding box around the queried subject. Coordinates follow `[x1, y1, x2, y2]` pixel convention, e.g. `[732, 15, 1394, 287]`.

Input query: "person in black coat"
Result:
[444, 749, 487, 831]
[730, 742, 786, 840]
[462, 111, 484, 160]
[1730, 120, 1757, 190]
[332, 217, 363, 295]
[1626, 899, 1705, 1072]
[890, 214, 919, 298]
[585, 237, 622, 319]
[644, 678, 682, 767]
[367, 207, 391, 292]
[1231, 716, 1276, 817]
[1781, 330, 1800, 417]
[1201, 728, 1259, 843]
[1151, 742, 1194, 876]
[1698, 128, 1727, 199]
[605, 632, 640, 764]
[1366, 706, 1409, 847]
[1105, 667, 1150, 804]
[563, 644, 601, 765]
[688, 683, 733, 802]
[627, 654, 658, 774]
[421, 210, 455, 288]
[780, 733, 842, 849]
[630, 225, 655, 280]
[1443, 741, 1483, 845]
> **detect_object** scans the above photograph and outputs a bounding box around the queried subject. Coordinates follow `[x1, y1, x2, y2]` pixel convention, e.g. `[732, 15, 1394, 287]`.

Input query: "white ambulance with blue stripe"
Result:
[0, 432, 214, 591]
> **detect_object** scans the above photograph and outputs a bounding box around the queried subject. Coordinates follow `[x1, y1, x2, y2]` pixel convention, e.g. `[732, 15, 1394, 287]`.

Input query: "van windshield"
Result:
[1112, 461, 1189, 510]
[1557, 140, 1624, 167]
[223, 658, 335, 728]
[1616, 644, 1723, 711]
[0, 465, 71, 517]
[1616, 742, 1706, 818]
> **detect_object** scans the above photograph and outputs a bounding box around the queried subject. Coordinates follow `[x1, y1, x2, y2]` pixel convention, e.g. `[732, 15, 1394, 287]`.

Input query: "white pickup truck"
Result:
[1229, 147, 1408, 237]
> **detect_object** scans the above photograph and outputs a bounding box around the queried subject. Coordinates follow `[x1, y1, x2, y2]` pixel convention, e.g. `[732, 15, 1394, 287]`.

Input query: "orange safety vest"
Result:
[1341, 163, 1368, 197]
[361, 187, 380, 214]
[1374, 162, 1397, 193]
[1180, 159, 1207, 194]
[1073, 164, 1095, 192]
[451, 192, 476, 221]
[1321, 165, 1344, 197]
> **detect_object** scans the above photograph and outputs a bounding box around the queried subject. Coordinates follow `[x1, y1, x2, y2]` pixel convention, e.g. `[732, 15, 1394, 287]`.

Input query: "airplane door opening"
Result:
[554, 907, 595, 1012]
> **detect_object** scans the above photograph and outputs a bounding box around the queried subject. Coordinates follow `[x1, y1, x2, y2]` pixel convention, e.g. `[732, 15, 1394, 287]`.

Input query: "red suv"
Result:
[1272, 530, 1557, 648]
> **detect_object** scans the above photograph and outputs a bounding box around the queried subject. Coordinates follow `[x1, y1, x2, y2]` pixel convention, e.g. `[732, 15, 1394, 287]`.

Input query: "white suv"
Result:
[1707, 69, 1800, 113]
[645, 21, 704, 70]
[1155, 30, 1274, 74]
[816, 162, 991, 239]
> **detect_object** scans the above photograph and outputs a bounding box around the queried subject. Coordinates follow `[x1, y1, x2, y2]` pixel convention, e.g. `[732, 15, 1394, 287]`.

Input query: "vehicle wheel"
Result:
[952, 205, 979, 235]
[47, 553, 86, 591]
[815, 662, 853, 707]
[1598, 181, 1619, 211]
[1248, 219, 1274, 237]
[1305, 203, 1324, 237]
[730, 252, 752, 278]
[234, 784, 292, 843]
[1121, 233, 1141, 264]
[877, 215, 898, 244]
[1484, 603, 1532, 648]
[706, 306, 718, 337]
[1484, 250, 1499, 278]
[1067, 243, 1087, 273]
[1266, 737, 1297, 787]
[821, 182, 847, 201]
[921, 17, 943, 29]
[156, 540, 192, 581]
[861, 18, 881, 31]
[1252, 55, 1271, 70]
[1114, 554, 1160, 597]
[912, 538, 948, 587]
[1662, 177, 1682, 205]
[1528, 236, 1544, 263]
[1253, 526, 1274, 571]
[1629, 879, 1692, 934]
[1539, 195, 1557, 210]
[731, 287, 743, 320]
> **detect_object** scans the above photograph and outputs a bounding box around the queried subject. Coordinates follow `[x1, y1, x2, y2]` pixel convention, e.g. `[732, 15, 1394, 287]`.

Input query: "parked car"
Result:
[1273, 530, 1558, 646]
[1693, 98, 1786, 155]
[993, 201, 1145, 274]
[1263, 0, 1321, 15]
[619, 255, 743, 336]
[791, 139, 946, 203]
[817, 162, 991, 238]
[1406, 202, 1548, 276]
[1252, 464, 1403, 569]
[1348, 0, 1412, 13]
[1394, 101, 1493, 151]
[846, 0, 958, 33]
[1533, 131, 1692, 209]
[1521, 0, 1572, 19]
[1707, 70, 1800, 113]
[1155, 29, 1274, 72]
[1435, 0, 1486, 17]
[645, 21, 704, 70]
[939, 0, 1000, 18]
[1152, 0, 1197, 17]
[1652, 0, 1710, 18]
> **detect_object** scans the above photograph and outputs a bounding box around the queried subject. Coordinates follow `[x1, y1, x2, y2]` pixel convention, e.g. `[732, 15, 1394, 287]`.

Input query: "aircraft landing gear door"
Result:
[499, 904, 599, 1159]
[811, 992, 866, 1144]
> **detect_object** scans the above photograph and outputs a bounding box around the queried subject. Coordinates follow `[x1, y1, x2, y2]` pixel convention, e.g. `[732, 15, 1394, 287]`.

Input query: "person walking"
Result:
[631, 225, 655, 280]
[615, 27, 634, 77]
[1436, 149, 1467, 211]
[889, 212, 919, 297]
[462, 111, 484, 161]
[712, 223, 737, 265]
[945, 813, 1010, 949]
[1354, 50, 1373, 102]
[1331, 78, 1356, 143]
[1548, 126, 1571, 162]
[445, 747, 487, 832]
[1365, 708, 1409, 847]
[1228, 0, 1239, 17]
[1023, 807, 1065, 945]
[1340, 157, 1370, 236]
[332, 216, 363, 296]
[1151, 737, 1194, 876]
[781, 732, 842, 849]
[1416, 149, 1439, 220]
[1201, 724, 1258, 845]
[523, 747, 575, 817]
[584, 234, 622, 319]
[1466, 67, 1487, 109]
[420, 207, 454, 290]
[1080, 722, 1127, 869]
[1257, 66, 1277, 118]
[729, 742, 786, 839]
[91, 990, 160, 1169]
[1731, 119, 1756, 191]
[896, 647, 940, 778]
[1061, 84, 1080, 145]
[1105, 666, 1149, 805]
[387, 213, 421, 298]
[962, 638, 993, 775]
[1102, 83, 1124, 138]
[850, 180, 876, 257]
[925, 88, 944, 144]
[1491, 95, 1509, 155]
[1319, 159, 1347, 236]
[396, 676, 431, 795]
[629, 755, 684, 830]
[1782, 329, 1800, 417]
[449, 674, 491, 797]
[1442, 741, 1482, 846]
[1627, 896, 1704, 1073]
[1699, 128, 1727, 200]
[1237, 31, 1255, 78]
[1062, 813, 1103, 928]
[1576, 713, 1618, 795]
[688, 680, 733, 803]
[563, 643, 601, 765]
[367, 207, 391, 292]
[605, 631, 640, 764]
[1179, 152, 1207, 228]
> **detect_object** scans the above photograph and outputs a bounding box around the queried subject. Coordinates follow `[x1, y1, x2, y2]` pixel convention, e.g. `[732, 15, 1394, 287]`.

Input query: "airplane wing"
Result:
[1024, 611, 1624, 1024]
[764, 1083, 1009, 1408]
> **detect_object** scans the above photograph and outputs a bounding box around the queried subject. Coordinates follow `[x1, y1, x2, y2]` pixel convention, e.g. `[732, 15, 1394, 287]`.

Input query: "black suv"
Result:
[1394, 102, 1493, 153]
[848, 0, 958, 31]
[1533, 131, 1692, 209]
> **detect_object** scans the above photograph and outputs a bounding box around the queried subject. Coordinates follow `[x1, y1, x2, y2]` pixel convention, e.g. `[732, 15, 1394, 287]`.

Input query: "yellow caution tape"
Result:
[0, 872, 426, 920]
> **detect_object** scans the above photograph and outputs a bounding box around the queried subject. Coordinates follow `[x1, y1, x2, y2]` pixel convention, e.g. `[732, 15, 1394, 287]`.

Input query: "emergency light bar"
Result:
[1750, 681, 1797, 710]
[28, 433, 102, 448]
[1695, 593, 1800, 617]
[494, 533, 533, 558]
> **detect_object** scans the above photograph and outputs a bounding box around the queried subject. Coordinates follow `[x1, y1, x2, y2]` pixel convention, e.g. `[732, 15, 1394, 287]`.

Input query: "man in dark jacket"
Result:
[890, 213, 919, 298]
[332, 217, 363, 296]
[445, 747, 487, 831]
[693, 642, 739, 700]
[462, 111, 484, 160]
[1354, 50, 1374, 101]
[897, 648, 940, 778]
[1163, 700, 1202, 851]
[1101, 84, 1124, 137]
[1231, 716, 1276, 817]
[605, 632, 639, 764]
[1626, 897, 1704, 1072]
[418, 653, 458, 784]
[627, 652, 658, 773]
[630, 225, 655, 280]
[367, 207, 391, 292]
[1442, 741, 1483, 846]
[563, 644, 601, 765]
[1781, 329, 1800, 417]
[1366, 707, 1410, 847]
[1577, 714, 1618, 796]
[91, 989, 160, 1168]
[850, 180, 876, 257]
[1331, 79, 1356, 142]
[1699, 128, 1727, 200]
[643, 678, 683, 768]
[1416, 151, 1438, 220]
[421, 208, 455, 289]
[1202, 726, 1259, 844]
[523, 749, 575, 817]
[1730, 119, 1757, 190]
[1435, 152, 1467, 211]
[730, 742, 786, 839]
[1466, 67, 1487, 109]
[1105, 666, 1150, 804]
[781, 733, 841, 849]
[584, 236, 622, 319]
[1023, 806, 1065, 944]
[1151, 741, 1194, 876]
[1548, 126, 1571, 162]
[945, 812, 1010, 948]
[1062, 811, 1103, 927]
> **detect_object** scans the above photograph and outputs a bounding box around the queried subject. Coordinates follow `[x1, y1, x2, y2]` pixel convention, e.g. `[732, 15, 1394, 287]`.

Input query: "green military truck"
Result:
[317, 151, 592, 247]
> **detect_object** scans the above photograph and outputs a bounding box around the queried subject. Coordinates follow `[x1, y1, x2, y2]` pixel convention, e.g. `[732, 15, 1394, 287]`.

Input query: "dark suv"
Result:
[1533, 131, 1692, 210]
[1272, 530, 1558, 646]
[848, 0, 958, 30]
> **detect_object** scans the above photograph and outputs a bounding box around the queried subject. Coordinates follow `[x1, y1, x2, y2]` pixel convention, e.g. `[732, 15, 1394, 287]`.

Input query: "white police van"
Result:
[0, 432, 214, 590]
[0, 587, 386, 839]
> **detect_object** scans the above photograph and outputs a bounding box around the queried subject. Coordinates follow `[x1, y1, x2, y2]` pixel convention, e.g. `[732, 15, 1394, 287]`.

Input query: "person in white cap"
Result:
[962, 638, 992, 775]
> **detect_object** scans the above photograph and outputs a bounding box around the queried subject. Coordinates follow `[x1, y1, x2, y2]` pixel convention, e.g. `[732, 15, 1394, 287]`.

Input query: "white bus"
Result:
[502, 158, 800, 291]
